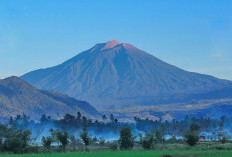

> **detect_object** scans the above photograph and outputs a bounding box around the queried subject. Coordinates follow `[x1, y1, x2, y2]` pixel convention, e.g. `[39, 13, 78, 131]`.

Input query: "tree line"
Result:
[0, 112, 231, 153]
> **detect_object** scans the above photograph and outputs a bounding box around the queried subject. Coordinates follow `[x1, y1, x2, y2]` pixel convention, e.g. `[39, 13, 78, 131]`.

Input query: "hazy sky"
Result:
[0, 0, 232, 80]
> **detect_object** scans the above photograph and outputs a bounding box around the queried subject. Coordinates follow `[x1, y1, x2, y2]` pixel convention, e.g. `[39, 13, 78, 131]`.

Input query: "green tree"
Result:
[139, 133, 154, 150]
[109, 141, 118, 151]
[99, 137, 105, 146]
[42, 136, 53, 149]
[119, 127, 134, 150]
[155, 130, 162, 144]
[0, 118, 31, 153]
[0, 124, 6, 152]
[114, 119, 118, 124]
[0, 138, 2, 152]
[220, 136, 227, 144]
[40, 114, 48, 124]
[64, 113, 75, 121]
[160, 124, 165, 144]
[102, 115, 107, 122]
[110, 114, 114, 122]
[55, 131, 69, 152]
[91, 136, 98, 145]
[3, 128, 31, 153]
[82, 116, 88, 126]
[80, 127, 90, 151]
[77, 111, 82, 120]
[184, 123, 200, 146]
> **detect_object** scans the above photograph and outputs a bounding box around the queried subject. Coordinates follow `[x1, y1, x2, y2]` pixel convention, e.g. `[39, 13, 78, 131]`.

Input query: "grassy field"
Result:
[1, 150, 232, 157]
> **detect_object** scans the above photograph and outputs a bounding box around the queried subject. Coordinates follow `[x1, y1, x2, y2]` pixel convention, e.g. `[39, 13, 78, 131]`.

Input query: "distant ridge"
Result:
[21, 40, 232, 110]
[0, 76, 100, 121]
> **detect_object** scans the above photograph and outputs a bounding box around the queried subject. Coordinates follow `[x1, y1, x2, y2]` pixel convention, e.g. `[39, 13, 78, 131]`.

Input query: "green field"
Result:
[1, 150, 232, 157]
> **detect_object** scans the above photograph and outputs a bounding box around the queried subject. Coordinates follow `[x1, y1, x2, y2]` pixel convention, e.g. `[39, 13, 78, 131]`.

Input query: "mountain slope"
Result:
[21, 40, 232, 109]
[0, 76, 100, 121]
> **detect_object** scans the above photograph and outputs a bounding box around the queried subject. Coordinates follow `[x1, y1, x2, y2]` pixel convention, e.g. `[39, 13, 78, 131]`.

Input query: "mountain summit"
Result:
[21, 40, 232, 110]
[101, 40, 121, 50]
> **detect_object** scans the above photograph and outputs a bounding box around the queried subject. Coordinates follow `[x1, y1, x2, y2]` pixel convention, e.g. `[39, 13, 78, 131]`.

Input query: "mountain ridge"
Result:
[0, 76, 100, 121]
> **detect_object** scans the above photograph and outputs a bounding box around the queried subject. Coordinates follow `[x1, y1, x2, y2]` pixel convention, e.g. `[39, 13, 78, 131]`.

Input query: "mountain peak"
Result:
[21, 40, 232, 111]
[2, 76, 26, 85]
[106, 39, 121, 45]
[102, 40, 121, 50]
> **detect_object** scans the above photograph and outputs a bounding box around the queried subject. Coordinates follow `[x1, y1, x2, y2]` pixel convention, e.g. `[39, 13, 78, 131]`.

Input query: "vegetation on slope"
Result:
[0, 76, 100, 121]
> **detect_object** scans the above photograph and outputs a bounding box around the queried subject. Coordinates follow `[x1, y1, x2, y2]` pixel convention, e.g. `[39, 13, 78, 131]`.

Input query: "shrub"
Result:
[42, 136, 53, 149]
[109, 141, 118, 151]
[220, 136, 227, 144]
[99, 137, 105, 146]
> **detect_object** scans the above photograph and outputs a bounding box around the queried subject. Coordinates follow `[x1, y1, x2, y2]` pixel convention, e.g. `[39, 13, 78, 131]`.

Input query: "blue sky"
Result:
[0, 0, 232, 80]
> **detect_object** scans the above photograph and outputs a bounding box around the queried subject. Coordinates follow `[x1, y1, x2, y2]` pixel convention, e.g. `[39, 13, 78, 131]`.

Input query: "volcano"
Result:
[21, 40, 232, 110]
